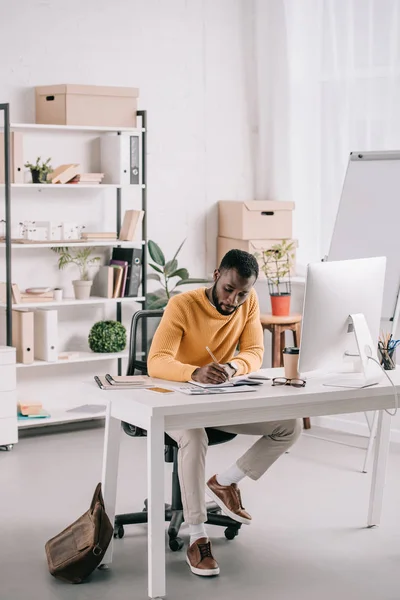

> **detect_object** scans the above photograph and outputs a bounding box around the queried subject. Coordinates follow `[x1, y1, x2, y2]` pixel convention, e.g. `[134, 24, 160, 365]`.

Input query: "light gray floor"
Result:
[2, 423, 400, 600]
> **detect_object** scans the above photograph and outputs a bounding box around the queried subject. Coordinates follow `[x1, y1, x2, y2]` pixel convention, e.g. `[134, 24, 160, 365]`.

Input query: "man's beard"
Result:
[211, 283, 239, 316]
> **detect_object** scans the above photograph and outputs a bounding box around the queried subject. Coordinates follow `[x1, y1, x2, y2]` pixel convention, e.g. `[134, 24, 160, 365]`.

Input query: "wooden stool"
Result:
[260, 313, 310, 430]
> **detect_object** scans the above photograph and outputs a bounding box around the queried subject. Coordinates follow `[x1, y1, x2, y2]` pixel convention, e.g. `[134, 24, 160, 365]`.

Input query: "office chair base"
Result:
[114, 501, 242, 549]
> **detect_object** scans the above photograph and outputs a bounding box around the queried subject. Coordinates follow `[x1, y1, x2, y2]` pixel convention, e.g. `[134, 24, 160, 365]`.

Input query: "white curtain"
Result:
[247, 0, 400, 271]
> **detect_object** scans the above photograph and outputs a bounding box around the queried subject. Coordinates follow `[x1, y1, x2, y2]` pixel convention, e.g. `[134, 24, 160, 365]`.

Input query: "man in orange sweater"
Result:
[148, 249, 301, 577]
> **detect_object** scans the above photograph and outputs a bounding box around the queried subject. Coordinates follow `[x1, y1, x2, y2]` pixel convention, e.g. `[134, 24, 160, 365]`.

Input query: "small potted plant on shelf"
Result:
[147, 239, 209, 309]
[24, 156, 52, 184]
[51, 246, 101, 300]
[257, 240, 296, 316]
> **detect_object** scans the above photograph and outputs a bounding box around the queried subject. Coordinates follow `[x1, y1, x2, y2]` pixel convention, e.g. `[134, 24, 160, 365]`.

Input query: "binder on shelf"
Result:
[111, 247, 142, 297]
[100, 133, 141, 185]
[0, 132, 24, 183]
[119, 210, 144, 242]
[34, 309, 58, 362]
[12, 309, 34, 364]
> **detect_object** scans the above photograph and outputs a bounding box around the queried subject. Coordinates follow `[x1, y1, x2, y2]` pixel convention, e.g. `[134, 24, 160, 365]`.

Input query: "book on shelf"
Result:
[119, 210, 144, 242]
[110, 259, 128, 297]
[81, 232, 118, 240]
[0, 282, 21, 304]
[111, 247, 142, 297]
[49, 163, 80, 184]
[58, 351, 81, 360]
[69, 173, 104, 185]
[92, 266, 114, 298]
[110, 264, 124, 298]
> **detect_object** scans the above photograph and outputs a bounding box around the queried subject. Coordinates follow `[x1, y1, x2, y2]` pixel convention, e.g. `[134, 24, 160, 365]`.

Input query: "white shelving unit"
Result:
[0, 183, 141, 189]
[16, 350, 129, 369]
[1, 112, 148, 433]
[7, 123, 141, 133]
[1, 241, 144, 249]
[0, 296, 145, 309]
[18, 408, 106, 429]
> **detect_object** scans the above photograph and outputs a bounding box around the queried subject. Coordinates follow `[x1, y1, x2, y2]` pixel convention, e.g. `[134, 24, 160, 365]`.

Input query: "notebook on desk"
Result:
[189, 375, 263, 389]
[178, 383, 257, 395]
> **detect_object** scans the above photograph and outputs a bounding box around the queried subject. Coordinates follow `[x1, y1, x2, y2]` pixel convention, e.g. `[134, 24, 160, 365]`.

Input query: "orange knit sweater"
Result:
[148, 287, 264, 382]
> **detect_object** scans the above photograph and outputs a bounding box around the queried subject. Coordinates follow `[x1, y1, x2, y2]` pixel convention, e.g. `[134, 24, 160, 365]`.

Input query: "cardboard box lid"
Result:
[36, 84, 139, 98]
[249, 239, 298, 250]
[243, 201, 295, 212]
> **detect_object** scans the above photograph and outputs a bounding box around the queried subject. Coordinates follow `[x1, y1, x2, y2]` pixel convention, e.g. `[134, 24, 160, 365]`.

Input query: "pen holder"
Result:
[378, 347, 396, 370]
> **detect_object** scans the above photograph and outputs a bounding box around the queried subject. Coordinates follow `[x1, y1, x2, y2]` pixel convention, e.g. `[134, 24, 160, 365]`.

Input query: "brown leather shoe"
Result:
[206, 474, 252, 525]
[186, 537, 220, 577]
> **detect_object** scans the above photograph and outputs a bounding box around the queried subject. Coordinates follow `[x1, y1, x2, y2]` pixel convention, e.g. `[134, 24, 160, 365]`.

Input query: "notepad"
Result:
[178, 385, 257, 395]
[189, 375, 263, 389]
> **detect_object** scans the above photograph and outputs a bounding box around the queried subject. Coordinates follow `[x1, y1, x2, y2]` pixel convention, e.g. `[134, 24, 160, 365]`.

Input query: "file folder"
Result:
[100, 133, 140, 185]
[12, 309, 34, 364]
[34, 309, 58, 362]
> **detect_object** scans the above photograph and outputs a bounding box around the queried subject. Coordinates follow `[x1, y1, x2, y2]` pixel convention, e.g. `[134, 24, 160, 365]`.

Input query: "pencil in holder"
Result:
[378, 347, 396, 370]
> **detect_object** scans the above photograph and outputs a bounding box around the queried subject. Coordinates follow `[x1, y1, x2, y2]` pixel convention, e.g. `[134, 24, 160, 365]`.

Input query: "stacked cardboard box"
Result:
[217, 201, 297, 276]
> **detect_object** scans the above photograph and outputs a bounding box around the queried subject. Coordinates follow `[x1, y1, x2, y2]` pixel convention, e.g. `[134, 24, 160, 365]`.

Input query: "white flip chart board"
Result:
[328, 150, 400, 321]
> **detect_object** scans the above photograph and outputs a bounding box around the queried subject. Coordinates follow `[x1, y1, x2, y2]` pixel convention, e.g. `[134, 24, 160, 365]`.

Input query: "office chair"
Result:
[113, 309, 242, 551]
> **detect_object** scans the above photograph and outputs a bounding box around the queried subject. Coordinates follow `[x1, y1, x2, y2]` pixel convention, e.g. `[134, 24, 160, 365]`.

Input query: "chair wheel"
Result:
[224, 527, 239, 540]
[169, 537, 184, 552]
[114, 525, 125, 539]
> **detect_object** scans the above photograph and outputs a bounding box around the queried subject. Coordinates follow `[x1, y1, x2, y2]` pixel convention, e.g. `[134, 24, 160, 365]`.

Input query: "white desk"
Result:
[99, 368, 399, 599]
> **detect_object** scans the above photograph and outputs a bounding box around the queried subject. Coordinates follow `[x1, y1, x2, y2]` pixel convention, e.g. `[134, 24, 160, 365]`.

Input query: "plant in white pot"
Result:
[257, 240, 295, 316]
[51, 246, 101, 300]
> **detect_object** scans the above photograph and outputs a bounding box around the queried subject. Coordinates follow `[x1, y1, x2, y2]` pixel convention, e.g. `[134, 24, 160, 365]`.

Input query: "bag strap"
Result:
[90, 482, 104, 513]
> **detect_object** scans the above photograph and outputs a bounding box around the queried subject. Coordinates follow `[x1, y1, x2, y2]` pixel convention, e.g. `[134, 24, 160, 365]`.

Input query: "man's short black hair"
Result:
[219, 249, 259, 280]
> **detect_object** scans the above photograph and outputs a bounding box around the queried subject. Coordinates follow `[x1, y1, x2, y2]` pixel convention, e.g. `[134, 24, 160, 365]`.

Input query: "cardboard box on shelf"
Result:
[218, 201, 294, 240]
[217, 237, 298, 277]
[35, 84, 139, 128]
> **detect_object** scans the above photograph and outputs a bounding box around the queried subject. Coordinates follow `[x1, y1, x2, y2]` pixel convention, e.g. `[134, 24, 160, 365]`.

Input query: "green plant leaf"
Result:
[148, 240, 165, 266]
[175, 278, 209, 287]
[172, 238, 186, 261]
[147, 273, 162, 282]
[164, 259, 178, 276]
[169, 268, 189, 280]
[149, 262, 163, 274]
[147, 297, 168, 310]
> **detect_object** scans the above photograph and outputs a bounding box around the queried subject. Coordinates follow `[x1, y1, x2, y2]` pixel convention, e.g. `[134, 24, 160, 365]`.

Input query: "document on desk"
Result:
[189, 375, 263, 389]
[178, 385, 257, 395]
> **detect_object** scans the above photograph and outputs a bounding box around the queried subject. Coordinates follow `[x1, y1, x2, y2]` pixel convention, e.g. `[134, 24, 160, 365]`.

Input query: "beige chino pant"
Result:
[167, 419, 302, 525]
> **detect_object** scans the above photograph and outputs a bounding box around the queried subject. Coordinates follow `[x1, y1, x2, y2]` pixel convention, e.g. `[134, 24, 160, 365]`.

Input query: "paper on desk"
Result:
[178, 385, 257, 395]
[189, 375, 262, 389]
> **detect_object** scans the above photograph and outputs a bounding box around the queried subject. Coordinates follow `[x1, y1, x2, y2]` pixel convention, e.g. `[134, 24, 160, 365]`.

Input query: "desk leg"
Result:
[368, 410, 391, 527]
[100, 405, 121, 566]
[147, 415, 166, 599]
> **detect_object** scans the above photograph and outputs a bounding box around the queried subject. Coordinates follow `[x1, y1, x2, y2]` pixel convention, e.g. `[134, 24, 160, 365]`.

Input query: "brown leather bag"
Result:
[45, 482, 113, 584]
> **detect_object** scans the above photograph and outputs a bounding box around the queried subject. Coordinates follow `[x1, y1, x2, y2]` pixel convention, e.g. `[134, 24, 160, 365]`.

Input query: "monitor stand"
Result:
[323, 313, 384, 389]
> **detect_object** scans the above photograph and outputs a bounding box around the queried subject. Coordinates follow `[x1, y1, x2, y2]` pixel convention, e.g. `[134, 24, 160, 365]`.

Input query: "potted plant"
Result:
[88, 321, 127, 353]
[257, 240, 295, 316]
[51, 246, 101, 300]
[24, 157, 52, 184]
[147, 239, 209, 309]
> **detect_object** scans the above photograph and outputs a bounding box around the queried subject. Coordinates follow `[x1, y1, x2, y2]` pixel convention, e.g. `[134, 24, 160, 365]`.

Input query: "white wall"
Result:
[0, 0, 254, 276]
[0, 0, 256, 410]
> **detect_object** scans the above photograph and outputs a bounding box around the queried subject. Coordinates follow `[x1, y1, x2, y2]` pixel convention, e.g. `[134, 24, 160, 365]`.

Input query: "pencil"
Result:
[205, 346, 219, 364]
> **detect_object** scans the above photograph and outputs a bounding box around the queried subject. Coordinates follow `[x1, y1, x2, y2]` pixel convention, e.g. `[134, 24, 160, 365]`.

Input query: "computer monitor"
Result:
[298, 257, 387, 388]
